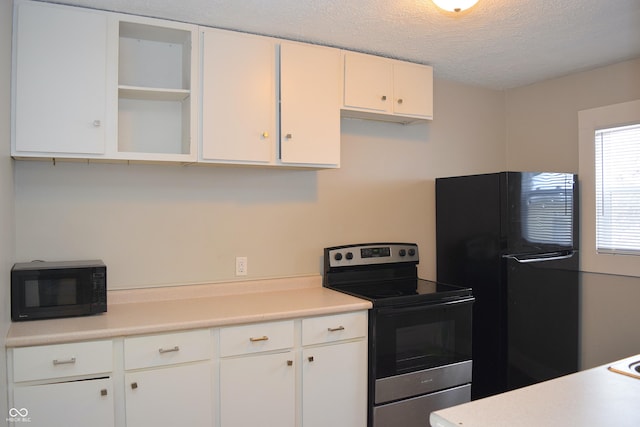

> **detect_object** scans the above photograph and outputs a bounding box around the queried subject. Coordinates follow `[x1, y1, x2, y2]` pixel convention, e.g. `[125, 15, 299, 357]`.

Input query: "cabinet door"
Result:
[280, 42, 341, 166]
[343, 52, 393, 113]
[220, 352, 295, 427]
[13, 377, 114, 427]
[125, 363, 212, 427]
[303, 340, 368, 427]
[393, 62, 434, 119]
[201, 29, 275, 163]
[13, 1, 107, 155]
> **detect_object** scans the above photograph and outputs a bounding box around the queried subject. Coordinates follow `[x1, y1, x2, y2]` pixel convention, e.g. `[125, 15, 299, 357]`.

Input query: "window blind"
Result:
[595, 123, 640, 255]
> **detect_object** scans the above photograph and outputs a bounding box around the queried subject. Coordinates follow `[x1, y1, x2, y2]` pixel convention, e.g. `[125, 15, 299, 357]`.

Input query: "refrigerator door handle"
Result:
[503, 251, 576, 264]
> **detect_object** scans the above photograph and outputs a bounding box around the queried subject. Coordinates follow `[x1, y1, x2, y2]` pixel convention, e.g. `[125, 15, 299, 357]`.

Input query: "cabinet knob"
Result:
[249, 336, 269, 342]
[285, 133, 292, 139]
[327, 326, 345, 332]
[381, 95, 387, 101]
[287, 360, 293, 366]
[100, 389, 108, 396]
[308, 356, 314, 362]
[262, 131, 269, 138]
[93, 120, 101, 127]
[131, 382, 138, 390]
[397, 98, 403, 104]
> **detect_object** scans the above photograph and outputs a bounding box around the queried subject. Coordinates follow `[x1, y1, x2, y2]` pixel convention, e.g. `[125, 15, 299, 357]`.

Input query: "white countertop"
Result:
[5, 275, 372, 347]
[430, 355, 640, 427]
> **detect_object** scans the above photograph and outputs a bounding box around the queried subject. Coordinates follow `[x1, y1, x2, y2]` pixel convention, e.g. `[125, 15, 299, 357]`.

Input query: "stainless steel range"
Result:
[323, 243, 474, 427]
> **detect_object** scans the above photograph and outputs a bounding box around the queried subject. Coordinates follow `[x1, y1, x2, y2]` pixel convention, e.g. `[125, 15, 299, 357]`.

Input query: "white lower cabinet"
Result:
[220, 352, 296, 426]
[123, 329, 214, 427]
[218, 313, 367, 427]
[125, 363, 213, 427]
[301, 312, 368, 427]
[219, 320, 295, 426]
[6, 311, 367, 427]
[302, 341, 368, 427]
[13, 377, 114, 427]
[8, 340, 115, 427]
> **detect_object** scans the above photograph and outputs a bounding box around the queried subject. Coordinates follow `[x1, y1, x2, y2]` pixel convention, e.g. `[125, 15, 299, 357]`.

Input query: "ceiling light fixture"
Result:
[432, 0, 479, 13]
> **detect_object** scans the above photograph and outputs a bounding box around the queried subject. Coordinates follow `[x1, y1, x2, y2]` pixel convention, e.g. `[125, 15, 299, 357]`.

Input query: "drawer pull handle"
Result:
[308, 356, 315, 362]
[249, 336, 269, 342]
[287, 360, 293, 366]
[131, 382, 138, 390]
[327, 326, 345, 332]
[158, 346, 180, 354]
[100, 389, 108, 397]
[52, 357, 76, 366]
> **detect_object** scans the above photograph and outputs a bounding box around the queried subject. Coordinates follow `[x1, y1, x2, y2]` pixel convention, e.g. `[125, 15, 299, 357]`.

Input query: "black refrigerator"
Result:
[435, 172, 579, 400]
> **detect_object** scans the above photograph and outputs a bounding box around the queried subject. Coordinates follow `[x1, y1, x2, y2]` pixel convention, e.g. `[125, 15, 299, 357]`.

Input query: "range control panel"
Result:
[325, 243, 419, 268]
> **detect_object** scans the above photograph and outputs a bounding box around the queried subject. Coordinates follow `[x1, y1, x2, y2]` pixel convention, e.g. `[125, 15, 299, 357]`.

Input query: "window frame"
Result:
[578, 99, 640, 277]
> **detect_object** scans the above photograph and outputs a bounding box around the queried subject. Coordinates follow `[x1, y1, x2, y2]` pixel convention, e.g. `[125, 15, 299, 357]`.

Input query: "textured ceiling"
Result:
[44, 0, 640, 90]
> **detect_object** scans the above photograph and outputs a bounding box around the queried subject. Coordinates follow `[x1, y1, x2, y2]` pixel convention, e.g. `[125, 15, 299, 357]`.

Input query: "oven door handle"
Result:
[377, 296, 474, 315]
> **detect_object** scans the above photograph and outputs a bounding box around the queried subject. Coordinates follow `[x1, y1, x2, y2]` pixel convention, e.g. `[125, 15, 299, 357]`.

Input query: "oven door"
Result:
[373, 297, 474, 402]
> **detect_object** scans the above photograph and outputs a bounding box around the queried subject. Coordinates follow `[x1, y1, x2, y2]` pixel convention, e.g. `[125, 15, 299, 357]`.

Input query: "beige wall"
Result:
[505, 58, 640, 173]
[1, 0, 14, 423]
[14, 78, 506, 289]
[505, 58, 640, 368]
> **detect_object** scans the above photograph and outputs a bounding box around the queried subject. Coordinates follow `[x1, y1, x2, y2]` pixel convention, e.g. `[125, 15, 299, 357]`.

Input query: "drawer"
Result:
[124, 329, 212, 370]
[220, 320, 294, 357]
[302, 311, 367, 346]
[13, 340, 113, 382]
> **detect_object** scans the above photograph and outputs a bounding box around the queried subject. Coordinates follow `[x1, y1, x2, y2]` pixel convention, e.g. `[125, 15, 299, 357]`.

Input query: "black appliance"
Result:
[323, 243, 474, 427]
[436, 171, 579, 399]
[11, 260, 107, 321]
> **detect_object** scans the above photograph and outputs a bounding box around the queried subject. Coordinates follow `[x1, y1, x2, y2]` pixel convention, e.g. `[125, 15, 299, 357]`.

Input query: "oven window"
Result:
[375, 300, 473, 378]
[396, 320, 456, 373]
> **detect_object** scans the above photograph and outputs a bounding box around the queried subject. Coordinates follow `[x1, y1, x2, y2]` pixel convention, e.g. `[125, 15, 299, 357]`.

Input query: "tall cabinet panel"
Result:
[279, 42, 341, 166]
[13, 1, 107, 155]
[200, 29, 275, 163]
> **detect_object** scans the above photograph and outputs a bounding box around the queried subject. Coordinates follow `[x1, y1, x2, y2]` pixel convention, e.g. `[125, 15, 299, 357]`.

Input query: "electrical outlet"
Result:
[235, 256, 248, 276]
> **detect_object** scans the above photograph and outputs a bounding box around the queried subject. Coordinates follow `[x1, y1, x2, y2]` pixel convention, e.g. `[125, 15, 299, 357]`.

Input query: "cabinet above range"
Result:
[10, 0, 433, 168]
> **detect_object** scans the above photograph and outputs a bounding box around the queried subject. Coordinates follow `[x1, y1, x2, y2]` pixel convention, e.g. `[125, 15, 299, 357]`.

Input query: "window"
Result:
[595, 124, 640, 255]
[579, 99, 640, 277]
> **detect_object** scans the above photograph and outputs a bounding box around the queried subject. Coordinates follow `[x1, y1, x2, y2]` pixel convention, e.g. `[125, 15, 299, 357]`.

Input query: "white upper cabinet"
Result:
[343, 51, 433, 123]
[12, 1, 108, 156]
[280, 42, 341, 167]
[200, 30, 341, 168]
[12, 0, 198, 163]
[200, 29, 275, 164]
[343, 52, 393, 115]
[115, 17, 198, 162]
[11, 1, 432, 166]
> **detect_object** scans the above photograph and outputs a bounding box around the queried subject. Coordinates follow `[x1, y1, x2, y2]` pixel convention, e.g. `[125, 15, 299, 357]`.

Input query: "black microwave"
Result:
[11, 260, 107, 321]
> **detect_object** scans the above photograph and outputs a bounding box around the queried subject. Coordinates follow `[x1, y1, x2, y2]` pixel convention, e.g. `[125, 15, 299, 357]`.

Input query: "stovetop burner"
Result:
[323, 242, 472, 307]
[329, 278, 472, 307]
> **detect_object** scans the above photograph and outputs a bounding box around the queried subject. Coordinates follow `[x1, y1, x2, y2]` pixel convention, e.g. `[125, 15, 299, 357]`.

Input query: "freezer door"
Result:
[504, 172, 578, 254]
[505, 250, 579, 390]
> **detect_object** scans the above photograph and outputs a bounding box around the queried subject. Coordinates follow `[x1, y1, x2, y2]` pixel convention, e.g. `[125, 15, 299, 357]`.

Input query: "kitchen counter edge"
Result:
[5, 275, 372, 347]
